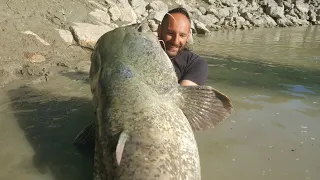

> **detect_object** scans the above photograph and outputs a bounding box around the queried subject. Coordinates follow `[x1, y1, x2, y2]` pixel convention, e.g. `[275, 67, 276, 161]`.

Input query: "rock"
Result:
[108, 5, 121, 21]
[23, 52, 46, 63]
[246, 3, 260, 12]
[207, 8, 230, 19]
[317, 15, 320, 22]
[69, 23, 113, 48]
[198, 14, 219, 27]
[275, 0, 284, 6]
[105, 0, 137, 23]
[241, 12, 254, 22]
[210, 24, 222, 30]
[288, 8, 299, 18]
[220, 0, 238, 7]
[137, 22, 150, 32]
[285, 14, 302, 25]
[217, 17, 225, 25]
[109, 23, 119, 28]
[198, 7, 206, 15]
[238, 4, 247, 14]
[239, 0, 248, 7]
[283, 1, 292, 10]
[298, 19, 310, 25]
[251, 18, 266, 27]
[147, 1, 168, 12]
[153, 11, 166, 23]
[276, 16, 293, 26]
[129, 0, 147, 18]
[55, 29, 73, 44]
[266, 5, 285, 18]
[89, 9, 111, 25]
[295, 0, 309, 13]
[193, 20, 210, 34]
[295, 8, 308, 20]
[181, 4, 193, 13]
[191, 7, 203, 17]
[205, 0, 215, 5]
[261, 14, 278, 27]
[230, 6, 238, 17]
[234, 16, 246, 27]
[260, 0, 277, 6]
[148, 20, 158, 32]
[175, 0, 186, 5]
[88, 1, 108, 12]
[309, 9, 317, 23]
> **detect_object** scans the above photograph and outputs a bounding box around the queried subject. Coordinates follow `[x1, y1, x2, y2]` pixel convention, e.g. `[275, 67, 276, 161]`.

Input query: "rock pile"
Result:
[56, 0, 320, 46]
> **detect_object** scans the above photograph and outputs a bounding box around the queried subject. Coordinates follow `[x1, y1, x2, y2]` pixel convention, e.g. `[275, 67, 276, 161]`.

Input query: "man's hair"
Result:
[160, 7, 191, 25]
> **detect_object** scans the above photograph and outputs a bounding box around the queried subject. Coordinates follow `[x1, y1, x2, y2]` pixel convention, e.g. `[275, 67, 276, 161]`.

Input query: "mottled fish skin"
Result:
[90, 25, 200, 180]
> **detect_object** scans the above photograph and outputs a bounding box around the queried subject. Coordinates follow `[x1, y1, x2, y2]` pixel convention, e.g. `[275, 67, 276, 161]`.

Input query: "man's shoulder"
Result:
[177, 49, 204, 63]
[176, 49, 208, 85]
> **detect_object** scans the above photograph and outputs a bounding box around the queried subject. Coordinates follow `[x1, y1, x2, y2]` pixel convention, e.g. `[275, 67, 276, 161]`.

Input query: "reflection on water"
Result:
[193, 26, 320, 69]
[193, 26, 320, 180]
[280, 84, 316, 98]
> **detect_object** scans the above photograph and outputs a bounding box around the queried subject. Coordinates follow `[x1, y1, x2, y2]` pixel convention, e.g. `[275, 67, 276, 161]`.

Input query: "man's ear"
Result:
[187, 29, 193, 44]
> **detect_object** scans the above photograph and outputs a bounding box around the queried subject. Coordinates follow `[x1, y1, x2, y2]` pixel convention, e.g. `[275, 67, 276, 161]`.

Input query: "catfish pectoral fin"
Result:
[73, 121, 96, 145]
[177, 86, 233, 131]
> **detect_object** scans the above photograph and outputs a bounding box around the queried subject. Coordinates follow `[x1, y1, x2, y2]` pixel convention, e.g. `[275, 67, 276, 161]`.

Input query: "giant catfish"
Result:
[74, 25, 233, 180]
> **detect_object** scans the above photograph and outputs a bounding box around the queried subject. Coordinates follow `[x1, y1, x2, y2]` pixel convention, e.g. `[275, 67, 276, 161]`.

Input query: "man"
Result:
[157, 7, 208, 86]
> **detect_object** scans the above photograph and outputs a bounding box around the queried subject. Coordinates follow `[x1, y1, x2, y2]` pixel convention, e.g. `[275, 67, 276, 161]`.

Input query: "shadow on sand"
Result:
[7, 85, 95, 180]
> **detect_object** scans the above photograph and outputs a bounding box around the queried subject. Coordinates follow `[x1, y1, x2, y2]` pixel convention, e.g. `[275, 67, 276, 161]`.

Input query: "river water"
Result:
[194, 26, 320, 180]
[0, 26, 319, 180]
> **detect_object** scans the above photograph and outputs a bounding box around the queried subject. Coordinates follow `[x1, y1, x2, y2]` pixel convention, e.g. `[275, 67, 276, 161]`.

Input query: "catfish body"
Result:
[75, 25, 233, 180]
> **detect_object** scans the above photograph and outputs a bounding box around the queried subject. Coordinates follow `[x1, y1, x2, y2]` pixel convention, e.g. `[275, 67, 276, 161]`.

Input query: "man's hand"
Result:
[180, 80, 198, 86]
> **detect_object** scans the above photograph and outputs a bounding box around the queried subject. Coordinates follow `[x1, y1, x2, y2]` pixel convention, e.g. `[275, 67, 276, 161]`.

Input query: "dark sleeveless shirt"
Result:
[171, 49, 208, 85]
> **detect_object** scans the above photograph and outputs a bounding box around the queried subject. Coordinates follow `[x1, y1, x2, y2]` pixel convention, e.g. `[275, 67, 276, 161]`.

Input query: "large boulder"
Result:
[193, 20, 210, 34]
[266, 5, 284, 18]
[89, 9, 111, 25]
[295, 0, 309, 13]
[276, 16, 293, 26]
[265, 0, 285, 18]
[146, 1, 168, 12]
[198, 14, 219, 27]
[105, 0, 138, 23]
[207, 7, 230, 19]
[69, 23, 114, 47]
[260, 14, 278, 27]
[129, 0, 147, 18]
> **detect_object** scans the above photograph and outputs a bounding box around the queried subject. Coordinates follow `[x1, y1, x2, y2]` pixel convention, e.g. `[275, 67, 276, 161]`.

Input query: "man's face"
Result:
[158, 13, 191, 58]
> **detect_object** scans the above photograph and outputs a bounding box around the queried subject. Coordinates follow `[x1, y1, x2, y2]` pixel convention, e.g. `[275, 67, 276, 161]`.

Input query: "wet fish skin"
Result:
[75, 25, 233, 180]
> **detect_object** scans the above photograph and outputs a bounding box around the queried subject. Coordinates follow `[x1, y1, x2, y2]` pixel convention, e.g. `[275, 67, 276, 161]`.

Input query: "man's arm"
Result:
[180, 79, 198, 86]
